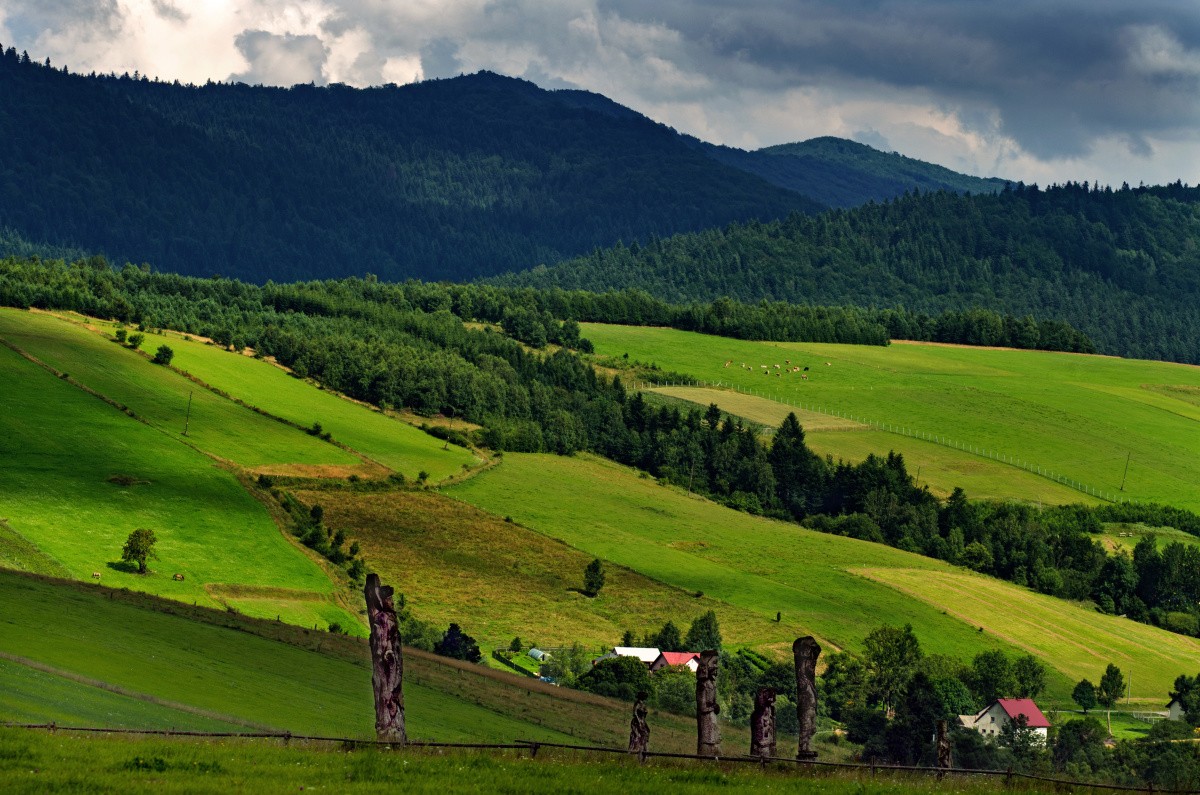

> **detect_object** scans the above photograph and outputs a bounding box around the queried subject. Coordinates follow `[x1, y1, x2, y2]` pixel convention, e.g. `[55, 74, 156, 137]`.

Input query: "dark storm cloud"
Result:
[597, 0, 1200, 158]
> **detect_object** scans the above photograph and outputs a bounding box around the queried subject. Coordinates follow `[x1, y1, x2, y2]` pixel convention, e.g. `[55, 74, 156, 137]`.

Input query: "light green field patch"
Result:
[1099, 523, 1200, 556]
[447, 452, 1087, 699]
[645, 385, 1094, 504]
[0, 341, 354, 629]
[853, 567, 1200, 702]
[75, 313, 481, 482]
[0, 519, 70, 577]
[0, 309, 357, 470]
[584, 325, 1200, 511]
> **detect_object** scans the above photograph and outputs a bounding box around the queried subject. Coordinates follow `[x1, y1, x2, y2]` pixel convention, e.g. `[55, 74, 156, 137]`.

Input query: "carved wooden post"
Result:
[937, 719, 952, 771]
[794, 635, 821, 759]
[629, 690, 650, 755]
[695, 649, 721, 757]
[750, 687, 777, 758]
[365, 573, 405, 743]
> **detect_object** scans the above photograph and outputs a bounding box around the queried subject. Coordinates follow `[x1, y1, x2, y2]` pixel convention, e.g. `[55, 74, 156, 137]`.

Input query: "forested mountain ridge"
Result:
[0, 47, 817, 284]
[0, 45, 1012, 285]
[498, 182, 1200, 364]
[699, 136, 1010, 208]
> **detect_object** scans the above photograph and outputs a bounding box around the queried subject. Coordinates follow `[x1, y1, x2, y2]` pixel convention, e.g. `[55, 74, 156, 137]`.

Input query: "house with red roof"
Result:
[960, 698, 1051, 743]
[650, 651, 701, 673]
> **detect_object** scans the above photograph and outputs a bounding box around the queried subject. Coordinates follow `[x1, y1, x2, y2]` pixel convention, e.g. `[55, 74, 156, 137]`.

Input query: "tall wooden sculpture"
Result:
[365, 573, 405, 743]
[695, 649, 721, 757]
[794, 635, 821, 759]
[937, 719, 952, 771]
[750, 687, 777, 758]
[629, 691, 650, 755]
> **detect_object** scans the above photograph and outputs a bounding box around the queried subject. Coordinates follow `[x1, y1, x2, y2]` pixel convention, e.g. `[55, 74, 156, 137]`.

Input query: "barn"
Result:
[960, 698, 1051, 743]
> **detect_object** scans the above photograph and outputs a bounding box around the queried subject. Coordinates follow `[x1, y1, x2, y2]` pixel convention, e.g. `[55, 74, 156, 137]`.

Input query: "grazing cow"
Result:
[761, 365, 768, 369]
[825, 362, 832, 366]
[785, 359, 791, 365]
[802, 374, 808, 380]
[803, 366, 809, 371]
[724, 360, 732, 367]
[91, 571, 101, 580]
[774, 364, 781, 369]
[173, 573, 185, 581]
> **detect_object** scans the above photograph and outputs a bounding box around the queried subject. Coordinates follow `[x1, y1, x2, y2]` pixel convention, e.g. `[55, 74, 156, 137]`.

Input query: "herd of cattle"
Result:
[724, 359, 832, 380]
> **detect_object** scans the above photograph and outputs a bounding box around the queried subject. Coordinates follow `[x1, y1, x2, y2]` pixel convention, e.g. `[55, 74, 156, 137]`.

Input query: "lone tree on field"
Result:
[1073, 679, 1097, 713]
[152, 344, 174, 365]
[1098, 664, 1126, 708]
[121, 528, 158, 574]
[583, 558, 605, 597]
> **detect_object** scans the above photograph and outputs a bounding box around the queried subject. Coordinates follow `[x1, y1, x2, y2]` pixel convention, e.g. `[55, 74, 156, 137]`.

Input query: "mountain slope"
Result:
[498, 182, 1200, 364]
[0, 51, 819, 284]
[702, 136, 1009, 208]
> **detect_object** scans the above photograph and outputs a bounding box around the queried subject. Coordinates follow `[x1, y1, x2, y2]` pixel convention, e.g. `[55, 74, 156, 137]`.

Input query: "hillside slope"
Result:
[499, 183, 1200, 364]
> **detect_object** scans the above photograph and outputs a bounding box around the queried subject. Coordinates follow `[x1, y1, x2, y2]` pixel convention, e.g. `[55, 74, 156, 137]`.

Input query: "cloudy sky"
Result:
[2, 0, 1198, 186]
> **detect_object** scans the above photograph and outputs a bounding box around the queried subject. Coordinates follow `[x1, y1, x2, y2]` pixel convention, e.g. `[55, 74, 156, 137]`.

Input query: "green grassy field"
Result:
[0, 340, 355, 628]
[1098, 523, 1200, 555]
[70, 312, 480, 482]
[585, 325, 1200, 512]
[0, 571, 601, 744]
[0, 309, 359, 472]
[0, 728, 1023, 795]
[298, 488, 787, 652]
[649, 386, 1095, 504]
[447, 453, 1199, 703]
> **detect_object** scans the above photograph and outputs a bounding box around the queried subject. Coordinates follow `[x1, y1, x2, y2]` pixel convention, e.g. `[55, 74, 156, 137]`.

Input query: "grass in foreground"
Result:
[584, 324, 1200, 512]
[0, 729, 1027, 795]
[448, 453, 1200, 702]
[0, 342, 353, 627]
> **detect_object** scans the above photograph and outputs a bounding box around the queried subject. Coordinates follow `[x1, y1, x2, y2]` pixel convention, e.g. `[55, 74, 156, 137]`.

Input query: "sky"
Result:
[2, 0, 1198, 187]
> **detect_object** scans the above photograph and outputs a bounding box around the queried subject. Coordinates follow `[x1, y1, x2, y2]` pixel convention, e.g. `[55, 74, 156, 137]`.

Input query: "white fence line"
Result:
[635, 379, 1127, 504]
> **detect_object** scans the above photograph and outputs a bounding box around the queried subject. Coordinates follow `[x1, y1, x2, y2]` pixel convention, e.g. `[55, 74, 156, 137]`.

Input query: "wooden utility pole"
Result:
[1120, 452, 1131, 492]
[182, 391, 193, 436]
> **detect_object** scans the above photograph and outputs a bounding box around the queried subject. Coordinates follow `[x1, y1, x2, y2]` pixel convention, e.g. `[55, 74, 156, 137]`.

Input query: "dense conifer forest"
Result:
[501, 182, 1200, 363]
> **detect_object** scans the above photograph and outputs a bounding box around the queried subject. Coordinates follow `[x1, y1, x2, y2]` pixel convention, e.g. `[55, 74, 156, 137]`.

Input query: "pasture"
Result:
[73, 312, 480, 482]
[448, 453, 1197, 702]
[0, 330, 355, 629]
[0, 571, 604, 745]
[648, 386, 1094, 504]
[298, 488, 785, 651]
[584, 325, 1200, 512]
[0, 309, 360, 472]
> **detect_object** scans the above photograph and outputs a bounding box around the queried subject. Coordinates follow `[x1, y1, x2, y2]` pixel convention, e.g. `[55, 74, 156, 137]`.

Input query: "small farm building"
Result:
[613, 647, 661, 666]
[1167, 697, 1185, 721]
[961, 699, 1050, 743]
[650, 652, 701, 673]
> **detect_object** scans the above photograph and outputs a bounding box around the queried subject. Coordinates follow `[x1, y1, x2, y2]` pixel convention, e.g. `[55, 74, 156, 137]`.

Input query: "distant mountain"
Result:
[0, 50, 819, 283]
[698, 136, 1010, 208]
[497, 182, 1200, 364]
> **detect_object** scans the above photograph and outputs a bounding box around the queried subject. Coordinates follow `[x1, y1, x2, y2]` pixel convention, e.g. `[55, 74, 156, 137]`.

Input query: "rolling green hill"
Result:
[446, 453, 1200, 705]
[581, 324, 1200, 513]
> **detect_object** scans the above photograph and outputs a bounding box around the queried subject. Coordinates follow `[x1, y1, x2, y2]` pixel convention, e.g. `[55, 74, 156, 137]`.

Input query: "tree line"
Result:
[500, 182, 1200, 364]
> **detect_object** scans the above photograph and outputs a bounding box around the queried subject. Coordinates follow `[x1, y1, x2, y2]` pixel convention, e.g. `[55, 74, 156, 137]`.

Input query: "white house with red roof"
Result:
[960, 698, 1051, 743]
[650, 651, 701, 673]
[612, 647, 661, 666]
